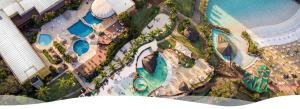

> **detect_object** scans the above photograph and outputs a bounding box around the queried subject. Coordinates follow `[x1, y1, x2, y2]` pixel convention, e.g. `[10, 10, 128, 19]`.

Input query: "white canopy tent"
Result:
[91, 0, 135, 18]
[91, 0, 115, 19]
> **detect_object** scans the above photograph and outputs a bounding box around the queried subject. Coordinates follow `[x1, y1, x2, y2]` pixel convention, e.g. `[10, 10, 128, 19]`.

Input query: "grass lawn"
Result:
[44, 73, 82, 101]
[174, 0, 196, 17]
[131, 6, 160, 32]
[158, 38, 176, 50]
[172, 35, 205, 58]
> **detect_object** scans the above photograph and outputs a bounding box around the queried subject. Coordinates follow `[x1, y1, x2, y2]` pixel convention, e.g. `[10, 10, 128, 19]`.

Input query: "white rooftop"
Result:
[0, 0, 63, 17]
[91, 0, 135, 18]
[0, 11, 45, 83]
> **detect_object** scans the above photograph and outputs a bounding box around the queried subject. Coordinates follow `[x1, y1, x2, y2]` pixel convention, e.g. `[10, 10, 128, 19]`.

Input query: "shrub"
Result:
[241, 31, 263, 56]
[43, 50, 62, 64]
[53, 41, 66, 55]
[63, 55, 73, 63]
[134, 0, 147, 9]
[118, 12, 131, 27]
[177, 18, 191, 33]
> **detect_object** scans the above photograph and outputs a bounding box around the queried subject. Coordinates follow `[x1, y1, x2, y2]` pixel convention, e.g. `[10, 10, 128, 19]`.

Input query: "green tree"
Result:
[58, 78, 68, 89]
[117, 12, 131, 27]
[117, 58, 125, 67]
[36, 86, 50, 100]
[108, 64, 116, 73]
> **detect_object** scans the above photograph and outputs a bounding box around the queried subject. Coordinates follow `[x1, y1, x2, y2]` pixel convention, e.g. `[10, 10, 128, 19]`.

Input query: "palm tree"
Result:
[100, 71, 108, 77]
[36, 86, 50, 100]
[164, 24, 172, 32]
[117, 58, 125, 67]
[124, 52, 132, 61]
[108, 64, 116, 73]
[58, 78, 68, 89]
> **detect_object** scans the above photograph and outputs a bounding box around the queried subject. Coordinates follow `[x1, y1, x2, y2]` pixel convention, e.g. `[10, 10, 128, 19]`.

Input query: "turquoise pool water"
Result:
[132, 54, 168, 96]
[37, 34, 52, 46]
[68, 21, 93, 38]
[73, 40, 90, 56]
[83, 11, 102, 25]
[133, 78, 148, 92]
[206, 0, 299, 29]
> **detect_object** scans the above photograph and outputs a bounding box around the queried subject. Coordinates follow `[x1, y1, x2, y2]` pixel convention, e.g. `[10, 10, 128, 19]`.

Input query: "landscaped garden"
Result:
[131, 6, 160, 32]
[158, 38, 176, 50]
[43, 50, 63, 64]
[241, 31, 264, 56]
[95, 3, 162, 79]
[35, 72, 81, 101]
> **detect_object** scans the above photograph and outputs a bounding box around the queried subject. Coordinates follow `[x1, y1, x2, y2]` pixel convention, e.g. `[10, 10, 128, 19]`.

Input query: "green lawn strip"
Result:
[45, 73, 82, 101]
[174, 0, 195, 17]
[158, 38, 176, 49]
[172, 35, 204, 58]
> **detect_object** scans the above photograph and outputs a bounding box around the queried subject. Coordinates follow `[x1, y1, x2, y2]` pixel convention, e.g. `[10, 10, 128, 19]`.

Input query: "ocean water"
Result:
[206, 0, 299, 34]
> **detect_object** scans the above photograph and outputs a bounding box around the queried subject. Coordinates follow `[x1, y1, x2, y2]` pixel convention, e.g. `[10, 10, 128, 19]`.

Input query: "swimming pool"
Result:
[37, 34, 52, 46]
[133, 77, 148, 92]
[68, 21, 93, 38]
[206, 0, 299, 34]
[132, 54, 168, 96]
[73, 40, 90, 56]
[83, 11, 102, 25]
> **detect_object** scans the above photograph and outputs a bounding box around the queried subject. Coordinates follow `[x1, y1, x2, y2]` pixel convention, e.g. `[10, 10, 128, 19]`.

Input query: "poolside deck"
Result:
[149, 49, 214, 96]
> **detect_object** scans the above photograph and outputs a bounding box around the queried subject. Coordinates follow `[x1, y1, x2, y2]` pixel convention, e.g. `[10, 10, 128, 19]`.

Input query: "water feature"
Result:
[212, 29, 236, 61]
[68, 21, 93, 38]
[83, 11, 102, 25]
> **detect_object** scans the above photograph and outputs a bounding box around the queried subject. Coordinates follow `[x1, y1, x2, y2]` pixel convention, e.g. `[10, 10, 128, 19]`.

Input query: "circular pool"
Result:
[133, 77, 148, 92]
[37, 34, 52, 46]
[73, 40, 90, 56]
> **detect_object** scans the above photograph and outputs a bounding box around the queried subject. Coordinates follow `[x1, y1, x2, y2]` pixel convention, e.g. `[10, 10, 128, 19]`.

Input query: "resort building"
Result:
[91, 0, 135, 18]
[0, 0, 64, 27]
[0, 0, 65, 83]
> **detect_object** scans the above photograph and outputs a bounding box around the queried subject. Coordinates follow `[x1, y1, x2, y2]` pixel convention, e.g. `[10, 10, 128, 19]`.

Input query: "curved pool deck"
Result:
[97, 40, 172, 96]
[207, 0, 300, 48]
[212, 29, 257, 69]
[133, 54, 168, 96]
